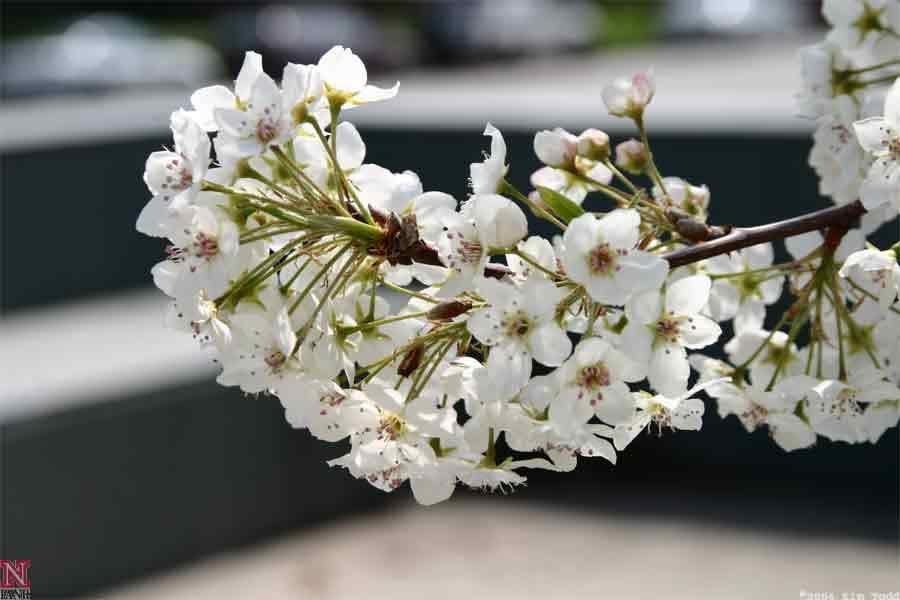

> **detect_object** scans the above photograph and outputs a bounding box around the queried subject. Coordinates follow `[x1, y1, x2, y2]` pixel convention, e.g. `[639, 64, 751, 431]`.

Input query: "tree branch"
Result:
[381, 201, 866, 278]
[661, 200, 866, 269]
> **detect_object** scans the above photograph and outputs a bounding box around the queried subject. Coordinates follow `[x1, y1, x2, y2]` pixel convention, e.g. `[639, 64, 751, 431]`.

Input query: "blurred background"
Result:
[1, 1, 897, 598]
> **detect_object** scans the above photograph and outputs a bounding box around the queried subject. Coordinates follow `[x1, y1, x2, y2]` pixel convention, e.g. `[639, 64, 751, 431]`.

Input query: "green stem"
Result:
[407, 337, 456, 403]
[380, 279, 440, 303]
[603, 159, 639, 194]
[288, 244, 351, 315]
[577, 173, 633, 206]
[293, 249, 359, 342]
[344, 310, 433, 334]
[501, 179, 567, 230]
[765, 305, 809, 391]
[860, 72, 900, 87]
[829, 276, 848, 381]
[511, 248, 560, 279]
[271, 145, 348, 216]
[849, 57, 900, 74]
[635, 116, 668, 197]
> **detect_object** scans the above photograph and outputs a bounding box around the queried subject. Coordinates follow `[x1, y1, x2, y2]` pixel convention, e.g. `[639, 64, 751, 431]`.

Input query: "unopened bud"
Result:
[615, 139, 649, 175]
[427, 300, 472, 321]
[576, 128, 610, 162]
[397, 343, 425, 377]
[603, 70, 655, 120]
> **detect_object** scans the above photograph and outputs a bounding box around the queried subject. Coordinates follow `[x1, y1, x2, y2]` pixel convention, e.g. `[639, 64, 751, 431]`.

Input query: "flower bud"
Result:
[602, 70, 655, 120]
[614, 139, 649, 175]
[398, 343, 425, 377]
[534, 128, 578, 170]
[427, 300, 473, 321]
[471, 193, 528, 249]
[576, 128, 610, 162]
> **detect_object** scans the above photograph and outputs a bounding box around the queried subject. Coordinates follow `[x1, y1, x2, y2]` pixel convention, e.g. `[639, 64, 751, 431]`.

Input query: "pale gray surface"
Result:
[0, 288, 215, 424]
[0, 35, 818, 152]
[108, 502, 899, 600]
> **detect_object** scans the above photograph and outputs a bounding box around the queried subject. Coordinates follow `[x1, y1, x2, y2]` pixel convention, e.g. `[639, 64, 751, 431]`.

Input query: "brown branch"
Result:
[377, 201, 866, 279]
[662, 200, 866, 269]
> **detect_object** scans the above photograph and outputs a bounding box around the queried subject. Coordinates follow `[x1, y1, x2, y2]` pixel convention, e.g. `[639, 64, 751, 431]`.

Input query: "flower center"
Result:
[264, 349, 287, 371]
[457, 239, 484, 265]
[741, 403, 768, 430]
[588, 243, 620, 276]
[655, 317, 681, 343]
[577, 362, 611, 390]
[256, 119, 279, 144]
[377, 412, 406, 441]
[192, 232, 220, 259]
[502, 311, 533, 338]
[160, 156, 193, 196]
[319, 391, 345, 415]
[853, 3, 885, 36]
[833, 388, 861, 417]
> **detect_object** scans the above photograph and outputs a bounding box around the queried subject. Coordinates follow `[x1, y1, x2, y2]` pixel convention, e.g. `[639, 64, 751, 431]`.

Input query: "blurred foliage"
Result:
[598, 2, 660, 47]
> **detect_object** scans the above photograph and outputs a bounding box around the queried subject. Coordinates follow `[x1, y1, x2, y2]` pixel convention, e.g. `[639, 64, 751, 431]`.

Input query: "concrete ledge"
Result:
[107, 501, 899, 600]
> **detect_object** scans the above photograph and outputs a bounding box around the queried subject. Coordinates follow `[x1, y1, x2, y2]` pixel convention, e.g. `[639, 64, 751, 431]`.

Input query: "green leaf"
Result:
[536, 186, 584, 224]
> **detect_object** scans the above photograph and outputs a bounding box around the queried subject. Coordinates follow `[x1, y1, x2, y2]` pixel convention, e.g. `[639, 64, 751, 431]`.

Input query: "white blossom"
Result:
[188, 51, 264, 132]
[623, 274, 722, 396]
[467, 277, 572, 393]
[134, 36, 900, 506]
[853, 78, 900, 211]
[317, 46, 398, 108]
[704, 243, 783, 333]
[562, 210, 668, 306]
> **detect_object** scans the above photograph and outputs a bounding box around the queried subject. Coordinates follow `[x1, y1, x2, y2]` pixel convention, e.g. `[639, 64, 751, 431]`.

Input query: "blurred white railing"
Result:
[0, 36, 816, 152]
[0, 289, 215, 424]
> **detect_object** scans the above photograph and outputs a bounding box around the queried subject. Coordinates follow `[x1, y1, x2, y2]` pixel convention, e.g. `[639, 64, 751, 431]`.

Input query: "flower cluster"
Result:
[138, 4, 900, 506]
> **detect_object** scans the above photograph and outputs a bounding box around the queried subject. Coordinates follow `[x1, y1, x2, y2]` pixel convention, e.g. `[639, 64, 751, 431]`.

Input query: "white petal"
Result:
[649, 344, 689, 397]
[472, 194, 527, 249]
[626, 288, 663, 324]
[743, 242, 774, 269]
[679, 314, 722, 349]
[733, 300, 765, 334]
[533, 129, 571, 168]
[520, 277, 563, 321]
[466, 307, 503, 346]
[189, 85, 236, 131]
[767, 414, 816, 451]
[671, 397, 705, 431]
[620, 321, 654, 365]
[318, 46, 367, 93]
[410, 474, 455, 506]
[484, 122, 507, 162]
[785, 231, 823, 260]
[593, 381, 635, 425]
[666, 274, 711, 316]
[596, 208, 640, 250]
[613, 413, 651, 451]
[617, 251, 669, 297]
[334, 122, 366, 169]
[528, 323, 572, 367]
[235, 51, 264, 99]
[350, 82, 399, 105]
[853, 117, 893, 154]
[884, 79, 900, 128]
